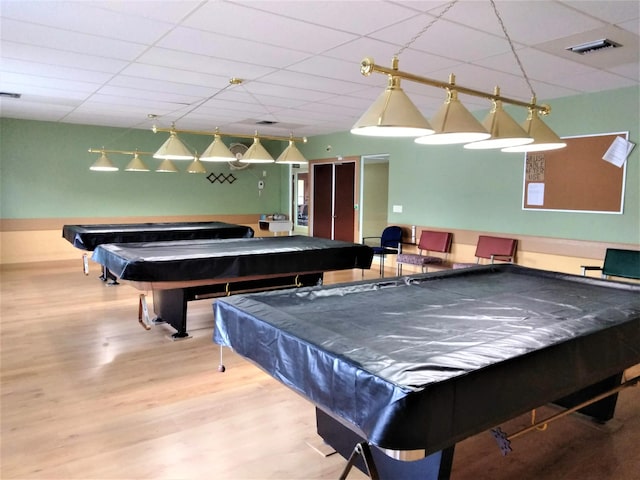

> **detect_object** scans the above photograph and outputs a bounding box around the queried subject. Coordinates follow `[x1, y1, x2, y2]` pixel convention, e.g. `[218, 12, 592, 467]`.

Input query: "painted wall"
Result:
[1, 86, 638, 265]
[361, 161, 389, 239]
[299, 86, 640, 245]
[0, 118, 286, 219]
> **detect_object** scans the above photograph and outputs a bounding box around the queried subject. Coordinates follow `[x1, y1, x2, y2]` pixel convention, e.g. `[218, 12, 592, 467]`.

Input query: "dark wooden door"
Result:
[333, 163, 355, 242]
[312, 162, 355, 242]
[312, 163, 333, 239]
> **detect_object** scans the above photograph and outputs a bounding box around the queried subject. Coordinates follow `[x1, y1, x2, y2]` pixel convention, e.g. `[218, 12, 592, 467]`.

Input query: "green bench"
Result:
[581, 248, 640, 280]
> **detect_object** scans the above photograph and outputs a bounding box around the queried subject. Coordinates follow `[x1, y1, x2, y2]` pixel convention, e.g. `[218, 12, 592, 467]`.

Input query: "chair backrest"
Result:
[418, 230, 453, 254]
[381, 226, 403, 248]
[474, 235, 517, 262]
[603, 248, 640, 280]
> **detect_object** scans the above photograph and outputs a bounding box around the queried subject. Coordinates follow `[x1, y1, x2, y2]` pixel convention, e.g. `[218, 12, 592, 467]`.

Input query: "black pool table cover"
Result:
[91, 235, 374, 283]
[62, 221, 254, 250]
[213, 264, 640, 454]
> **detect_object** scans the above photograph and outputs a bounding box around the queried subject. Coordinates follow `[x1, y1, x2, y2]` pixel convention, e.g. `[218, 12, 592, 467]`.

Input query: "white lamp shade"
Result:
[90, 152, 118, 171]
[351, 77, 434, 137]
[156, 158, 178, 172]
[200, 134, 235, 162]
[240, 138, 275, 163]
[187, 158, 207, 174]
[124, 153, 149, 171]
[276, 140, 307, 164]
[415, 90, 490, 145]
[502, 109, 567, 152]
[464, 101, 533, 150]
[153, 131, 194, 160]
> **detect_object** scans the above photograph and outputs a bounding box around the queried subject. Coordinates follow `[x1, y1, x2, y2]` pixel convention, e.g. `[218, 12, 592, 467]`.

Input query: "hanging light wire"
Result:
[394, 0, 460, 57]
[489, 0, 536, 100]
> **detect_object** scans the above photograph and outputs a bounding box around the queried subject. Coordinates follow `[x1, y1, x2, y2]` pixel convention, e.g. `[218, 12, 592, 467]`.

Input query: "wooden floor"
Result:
[1, 260, 638, 480]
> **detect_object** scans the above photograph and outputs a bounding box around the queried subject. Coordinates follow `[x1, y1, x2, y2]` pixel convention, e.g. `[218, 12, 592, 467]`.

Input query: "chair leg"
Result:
[380, 255, 385, 277]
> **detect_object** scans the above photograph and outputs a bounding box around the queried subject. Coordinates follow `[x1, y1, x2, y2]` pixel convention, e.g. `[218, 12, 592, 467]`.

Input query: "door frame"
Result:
[308, 156, 360, 241]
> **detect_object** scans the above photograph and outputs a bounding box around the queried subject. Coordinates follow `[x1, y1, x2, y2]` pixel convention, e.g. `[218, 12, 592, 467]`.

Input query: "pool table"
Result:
[92, 235, 373, 339]
[213, 264, 640, 479]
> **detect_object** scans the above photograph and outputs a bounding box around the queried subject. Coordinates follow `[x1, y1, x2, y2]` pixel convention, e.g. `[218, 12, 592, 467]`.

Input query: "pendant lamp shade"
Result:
[187, 155, 207, 174]
[90, 151, 118, 171]
[153, 130, 194, 160]
[351, 76, 434, 137]
[240, 137, 275, 163]
[124, 152, 149, 171]
[200, 134, 235, 162]
[156, 158, 178, 172]
[276, 140, 307, 164]
[502, 109, 567, 153]
[415, 89, 490, 145]
[464, 100, 533, 150]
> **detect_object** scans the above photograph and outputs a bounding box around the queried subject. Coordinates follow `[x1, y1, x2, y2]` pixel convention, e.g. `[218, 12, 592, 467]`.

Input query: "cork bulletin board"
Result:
[522, 132, 629, 214]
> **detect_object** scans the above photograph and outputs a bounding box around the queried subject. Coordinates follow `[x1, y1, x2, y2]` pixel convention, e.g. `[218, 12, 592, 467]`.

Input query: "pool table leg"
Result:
[554, 372, 624, 422]
[316, 408, 455, 480]
[152, 289, 190, 339]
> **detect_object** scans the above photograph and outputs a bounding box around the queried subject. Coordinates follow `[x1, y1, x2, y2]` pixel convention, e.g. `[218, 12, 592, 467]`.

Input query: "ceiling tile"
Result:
[181, 1, 358, 53]
[156, 27, 311, 68]
[2, 41, 128, 73]
[233, 0, 421, 35]
[0, 19, 148, 61]
[136, 47, 277, 80]
[0, 0, 175, 43]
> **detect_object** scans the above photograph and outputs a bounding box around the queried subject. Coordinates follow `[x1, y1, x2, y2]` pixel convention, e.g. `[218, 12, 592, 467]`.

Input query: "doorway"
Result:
[311, 160, 356, 242]
[291, 164, 309, 234]
[360, 155, 390, 241]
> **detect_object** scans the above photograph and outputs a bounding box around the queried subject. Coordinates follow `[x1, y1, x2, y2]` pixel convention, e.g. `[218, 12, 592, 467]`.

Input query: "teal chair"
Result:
[581, 248, 640, 280]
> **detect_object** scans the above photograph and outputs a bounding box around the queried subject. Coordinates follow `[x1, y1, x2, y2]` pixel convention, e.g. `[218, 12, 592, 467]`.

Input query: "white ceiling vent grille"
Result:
[566, 39, 622, 55]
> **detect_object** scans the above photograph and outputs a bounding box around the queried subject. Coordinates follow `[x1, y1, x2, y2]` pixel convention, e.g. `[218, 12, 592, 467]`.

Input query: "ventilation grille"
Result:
[566, 38, 621, 55]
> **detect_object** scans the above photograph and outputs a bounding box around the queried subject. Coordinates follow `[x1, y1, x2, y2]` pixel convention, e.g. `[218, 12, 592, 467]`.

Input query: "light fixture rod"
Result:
[88, 148, 153, 155]
[361, 57, 550, 115]
[152, 126, 307, 143]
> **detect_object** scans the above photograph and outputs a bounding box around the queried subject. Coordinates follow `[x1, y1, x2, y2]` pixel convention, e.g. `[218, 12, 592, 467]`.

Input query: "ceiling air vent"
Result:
[255, 120, 277, 125]
[566, 38, 621, 55]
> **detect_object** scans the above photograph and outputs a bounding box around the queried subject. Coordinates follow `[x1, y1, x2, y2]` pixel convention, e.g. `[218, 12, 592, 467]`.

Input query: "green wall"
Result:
[1, 86, 638, 246]
[0, 119, 286, 218]
[299, 86, 640, 244]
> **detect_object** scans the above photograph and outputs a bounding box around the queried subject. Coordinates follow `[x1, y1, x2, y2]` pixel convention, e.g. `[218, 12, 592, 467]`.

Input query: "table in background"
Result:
[258, 219, 292, 235]
[214, 264, 640, 479]
[63, 221, 254, 281]
[92, 236, 373, 339]
[63, 221, 254, 251]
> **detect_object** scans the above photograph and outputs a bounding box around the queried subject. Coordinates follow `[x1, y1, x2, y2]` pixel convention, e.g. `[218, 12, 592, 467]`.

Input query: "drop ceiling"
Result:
[1, 0, 638, 138]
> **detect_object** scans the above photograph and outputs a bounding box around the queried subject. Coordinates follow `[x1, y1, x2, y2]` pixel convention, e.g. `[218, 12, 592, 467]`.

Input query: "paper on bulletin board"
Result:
[526, 182, 545, 206]
[603, 136, 635, 167]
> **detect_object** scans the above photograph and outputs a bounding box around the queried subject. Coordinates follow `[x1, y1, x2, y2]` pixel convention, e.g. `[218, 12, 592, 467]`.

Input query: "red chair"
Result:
[397, 230, 453, 275]
[453, 235, 517, 269]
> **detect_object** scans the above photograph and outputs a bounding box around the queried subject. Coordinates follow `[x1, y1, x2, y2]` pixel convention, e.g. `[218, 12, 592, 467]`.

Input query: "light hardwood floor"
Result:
[1, 261, 638, 479]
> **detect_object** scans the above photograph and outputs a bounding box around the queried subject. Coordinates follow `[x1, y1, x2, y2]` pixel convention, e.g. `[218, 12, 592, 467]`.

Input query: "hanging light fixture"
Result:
[464, 88, 534, 150]
[351, 58, 434, 138]
[124, 151, 150, 172]
[200, 131, 236, 162]
[276, 137, 308, 164]
[89, 149, 118, 171]
[156, 158, 178, 173]
[415, 79, 490, 145]
[352, 0, 565, 153]
[153, 124, 193, 160]
[502, 105, 567, 152]
[186, 153, 207, 174]
[240, 134, 275, 163]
